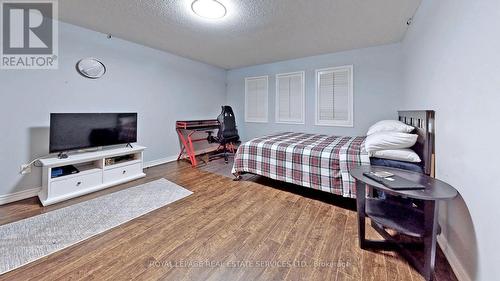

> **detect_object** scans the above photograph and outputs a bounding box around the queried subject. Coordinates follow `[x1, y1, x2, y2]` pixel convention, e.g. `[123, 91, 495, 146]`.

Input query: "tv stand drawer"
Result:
[104, 163, 142, 183]
[49, 172, 102, 198]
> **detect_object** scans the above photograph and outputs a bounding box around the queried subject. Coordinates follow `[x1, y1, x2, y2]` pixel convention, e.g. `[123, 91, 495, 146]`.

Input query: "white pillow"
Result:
[367, 120, 414, 135]
[370, 149, 421, 163]
[364, 132, 418, 153]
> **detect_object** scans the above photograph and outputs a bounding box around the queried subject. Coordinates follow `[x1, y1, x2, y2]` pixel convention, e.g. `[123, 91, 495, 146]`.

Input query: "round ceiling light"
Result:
[191, 0, 226, 19]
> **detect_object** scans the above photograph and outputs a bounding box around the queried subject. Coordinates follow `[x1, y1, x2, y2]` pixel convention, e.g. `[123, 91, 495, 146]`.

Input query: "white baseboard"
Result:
[0, 187, 41, 206]
[144, 147, 219, 169]
[438, 234, 472, 281]
[143, 155, 178, 168]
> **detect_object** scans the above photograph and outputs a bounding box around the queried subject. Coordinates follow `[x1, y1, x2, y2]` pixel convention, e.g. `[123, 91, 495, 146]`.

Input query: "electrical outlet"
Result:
[20, 164, 31, 175]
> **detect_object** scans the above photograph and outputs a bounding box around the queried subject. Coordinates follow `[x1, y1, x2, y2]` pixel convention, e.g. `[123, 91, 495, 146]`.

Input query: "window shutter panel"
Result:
[289, 74, 303, 121]
[316, 66, 353, 126]
[318, 72, 335, 122]
[332, 69, 349, 121]
[245, 76, 268, 122]
[276, 72, 304, 123]
[278, 75, 290, 120]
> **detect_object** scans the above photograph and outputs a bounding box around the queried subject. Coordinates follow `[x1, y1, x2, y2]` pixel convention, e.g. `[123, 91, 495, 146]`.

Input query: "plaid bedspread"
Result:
[232, 132, 370, 198]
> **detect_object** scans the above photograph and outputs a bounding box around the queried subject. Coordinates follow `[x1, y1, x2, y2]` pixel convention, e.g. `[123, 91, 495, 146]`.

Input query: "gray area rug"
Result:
[197, 157, 236, 178]
[198, 157, 257, 180]
[0, 178, 192, 275]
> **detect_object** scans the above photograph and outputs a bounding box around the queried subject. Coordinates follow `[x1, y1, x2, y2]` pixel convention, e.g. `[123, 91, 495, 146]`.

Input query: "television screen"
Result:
[49, 113, 137, 153]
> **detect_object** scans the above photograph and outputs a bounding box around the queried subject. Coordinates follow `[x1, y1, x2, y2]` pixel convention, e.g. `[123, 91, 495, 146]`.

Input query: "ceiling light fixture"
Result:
[191, 0, 227, 19]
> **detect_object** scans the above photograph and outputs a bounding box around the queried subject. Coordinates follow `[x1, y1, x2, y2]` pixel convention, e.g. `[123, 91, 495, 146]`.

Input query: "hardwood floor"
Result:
[0, 160, 458, 281]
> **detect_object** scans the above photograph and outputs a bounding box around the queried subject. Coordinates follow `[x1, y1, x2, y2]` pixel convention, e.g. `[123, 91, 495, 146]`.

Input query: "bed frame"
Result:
[398, 110, 435, 176]
[233, 110, 436, 182]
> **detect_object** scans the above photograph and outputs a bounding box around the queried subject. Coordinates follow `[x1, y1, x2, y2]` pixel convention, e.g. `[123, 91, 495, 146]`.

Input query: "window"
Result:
[275, 71, 305, 124]
[315, 65, 353, 127]
[245, 76, 269, 123]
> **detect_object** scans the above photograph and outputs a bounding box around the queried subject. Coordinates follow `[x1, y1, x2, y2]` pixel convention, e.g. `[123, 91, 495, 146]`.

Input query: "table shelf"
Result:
[366, 198, 425, 238]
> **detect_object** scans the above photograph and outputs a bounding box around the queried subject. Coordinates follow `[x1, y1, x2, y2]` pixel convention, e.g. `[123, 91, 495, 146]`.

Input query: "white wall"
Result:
[0, 21, 226, 200]
[226, 44, 404, 141]
[402, 0, 500, 280]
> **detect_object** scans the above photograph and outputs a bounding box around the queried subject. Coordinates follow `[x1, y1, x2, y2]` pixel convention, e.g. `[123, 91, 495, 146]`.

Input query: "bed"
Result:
[232, 110, 435, 198]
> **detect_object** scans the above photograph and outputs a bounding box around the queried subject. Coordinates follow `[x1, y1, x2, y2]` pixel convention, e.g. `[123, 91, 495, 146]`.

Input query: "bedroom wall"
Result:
[226, 44, 404, 141]
[401, 0, 500, 280]
[0, 21, 226, 202]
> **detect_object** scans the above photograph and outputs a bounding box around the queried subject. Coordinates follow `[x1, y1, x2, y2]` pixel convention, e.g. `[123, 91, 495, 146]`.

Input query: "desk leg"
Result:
[355, 180, 367, 249]
[177, 129, 196, 166]
[423, 200, 439, 281]
[187, 132, 198, 167]
[177, 146, 185, 161]
[177, 129, 190, 160]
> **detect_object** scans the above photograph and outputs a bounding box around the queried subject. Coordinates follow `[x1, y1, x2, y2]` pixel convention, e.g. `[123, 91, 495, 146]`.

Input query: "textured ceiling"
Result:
[59, 0, 421, 69]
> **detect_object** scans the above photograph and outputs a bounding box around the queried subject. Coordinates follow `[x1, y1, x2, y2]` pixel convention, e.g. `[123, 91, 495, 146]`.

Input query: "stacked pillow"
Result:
[365, 120, 421, 163]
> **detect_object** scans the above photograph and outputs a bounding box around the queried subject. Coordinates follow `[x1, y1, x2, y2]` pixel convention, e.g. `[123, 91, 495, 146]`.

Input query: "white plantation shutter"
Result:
[245, 76, 268, 122]
[315, 65, 353, 126]
[276, 72, 305, 123]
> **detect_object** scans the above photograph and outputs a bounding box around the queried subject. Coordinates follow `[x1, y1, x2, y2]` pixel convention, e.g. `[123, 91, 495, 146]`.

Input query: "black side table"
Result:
[350, 166, 458, 281]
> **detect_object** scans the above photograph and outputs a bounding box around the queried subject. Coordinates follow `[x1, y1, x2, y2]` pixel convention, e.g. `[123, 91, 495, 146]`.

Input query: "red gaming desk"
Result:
[176, 119, 220, 167]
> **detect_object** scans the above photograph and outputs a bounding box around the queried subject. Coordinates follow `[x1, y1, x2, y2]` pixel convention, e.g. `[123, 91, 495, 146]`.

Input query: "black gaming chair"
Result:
[207, 106, 240, 163]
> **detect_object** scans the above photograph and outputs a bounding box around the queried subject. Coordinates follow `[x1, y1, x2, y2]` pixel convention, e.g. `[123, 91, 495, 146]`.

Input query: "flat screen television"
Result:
[49, 113, 137, 153]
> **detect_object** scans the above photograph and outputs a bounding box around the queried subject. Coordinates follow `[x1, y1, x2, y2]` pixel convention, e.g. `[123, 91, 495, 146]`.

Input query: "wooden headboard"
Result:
[398, 110, 435, 176]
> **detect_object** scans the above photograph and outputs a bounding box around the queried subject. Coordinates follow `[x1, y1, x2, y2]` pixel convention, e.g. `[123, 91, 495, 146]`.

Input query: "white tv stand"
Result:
[38, 145, 146, 206]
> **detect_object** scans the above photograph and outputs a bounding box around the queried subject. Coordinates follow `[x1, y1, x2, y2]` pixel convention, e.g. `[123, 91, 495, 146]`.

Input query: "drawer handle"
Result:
[122, 170, 127, 174]
[76, 181, 82, 186]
